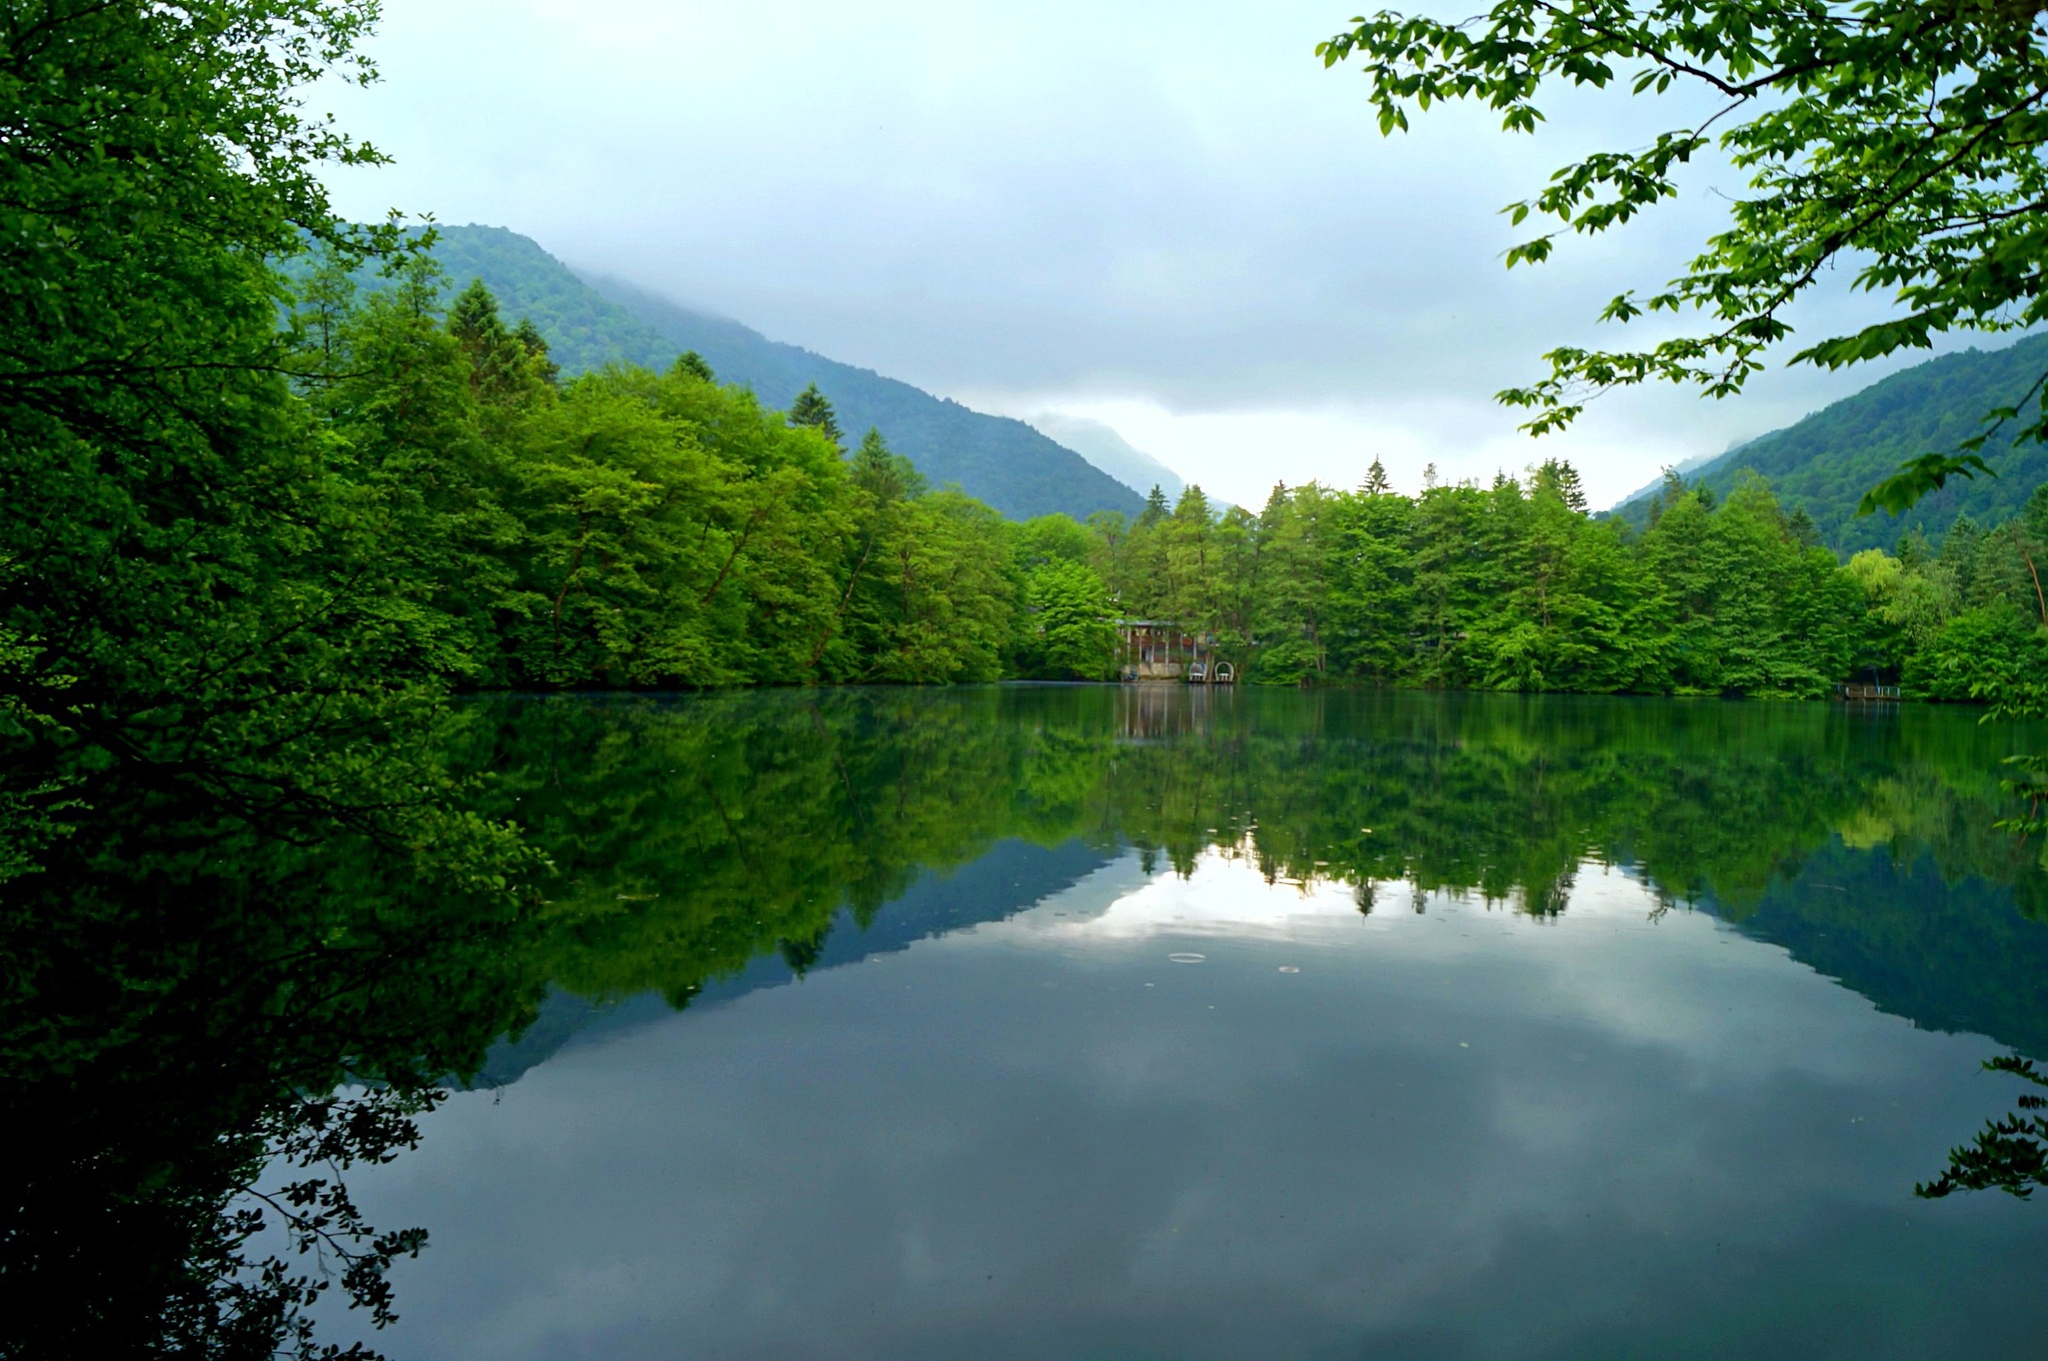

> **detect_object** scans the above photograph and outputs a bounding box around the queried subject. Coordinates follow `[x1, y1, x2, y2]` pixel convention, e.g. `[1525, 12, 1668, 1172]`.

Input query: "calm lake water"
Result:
[334, 686, 2048, 1358]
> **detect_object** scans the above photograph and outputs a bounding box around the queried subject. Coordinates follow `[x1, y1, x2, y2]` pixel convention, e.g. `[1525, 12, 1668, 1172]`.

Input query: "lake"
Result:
[297, 688, 2048, 1354]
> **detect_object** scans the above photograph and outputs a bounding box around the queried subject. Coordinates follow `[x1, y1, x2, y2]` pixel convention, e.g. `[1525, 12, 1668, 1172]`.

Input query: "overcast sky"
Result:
[320, 0, 1949, 509]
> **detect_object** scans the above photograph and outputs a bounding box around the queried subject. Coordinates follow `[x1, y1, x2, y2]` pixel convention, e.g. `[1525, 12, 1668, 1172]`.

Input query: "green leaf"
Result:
[1855, 453, 1996, 518]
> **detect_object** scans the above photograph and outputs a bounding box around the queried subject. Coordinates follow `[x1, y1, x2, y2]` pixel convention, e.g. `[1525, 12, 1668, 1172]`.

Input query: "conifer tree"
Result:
[788, 383, 843, 447]
[1363, 459, 1392, 496]
[447, 278, 507, 354]
[1137, 485, 1171, 529]
[852, 428, 926, 504]
[674, 351, 715, 382]
[513, 318, 559, 386]
[1534, 458, 1588, 513]
[446, 279, 534, 401]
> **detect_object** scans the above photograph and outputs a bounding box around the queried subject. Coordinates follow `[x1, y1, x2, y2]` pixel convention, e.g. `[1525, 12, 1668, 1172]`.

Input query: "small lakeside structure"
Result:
[1116, 620, 1235, 685]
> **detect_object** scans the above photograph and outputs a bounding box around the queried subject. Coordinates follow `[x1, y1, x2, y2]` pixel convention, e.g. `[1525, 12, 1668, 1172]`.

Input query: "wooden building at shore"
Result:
[1117, 620, 1235, 684]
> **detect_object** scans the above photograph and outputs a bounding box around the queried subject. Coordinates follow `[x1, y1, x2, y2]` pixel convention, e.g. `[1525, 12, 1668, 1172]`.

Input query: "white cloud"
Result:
[318, 0, 1957, 508]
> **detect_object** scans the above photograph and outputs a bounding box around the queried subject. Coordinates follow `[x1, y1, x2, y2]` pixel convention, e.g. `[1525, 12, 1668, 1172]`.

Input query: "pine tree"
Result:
[1363, 459, 1392, 496]
[513, 318, 559, 387]
[1138, 485, 1171, 529]
[673, 350, 714, 382]
[1648, 466, 1686, 527]
[448, 278, 506, 352]
[852, 427, 925, 503]
[446, 279, 533, 402]
[788, 383, 843, 447]
[1786, 506, 1823, 550]
[1535, 458, 1587, 513]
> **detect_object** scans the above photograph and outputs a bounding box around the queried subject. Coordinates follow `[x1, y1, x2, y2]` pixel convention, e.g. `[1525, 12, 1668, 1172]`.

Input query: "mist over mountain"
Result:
[581, 270, 1144, 523]
[1027, 413, 1186, 501]
[415, 226, 1141, 523]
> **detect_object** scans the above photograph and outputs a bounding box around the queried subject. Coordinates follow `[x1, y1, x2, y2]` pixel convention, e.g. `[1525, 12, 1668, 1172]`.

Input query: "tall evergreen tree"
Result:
[851, 427, 926, 504]
[787, 383, 844, 448]
[513, 318, 560, 387]
[447, 278, 539, 403]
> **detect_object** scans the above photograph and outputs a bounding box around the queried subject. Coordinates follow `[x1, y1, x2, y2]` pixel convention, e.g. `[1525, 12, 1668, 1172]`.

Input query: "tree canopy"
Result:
[1318, 0, 2048, 508]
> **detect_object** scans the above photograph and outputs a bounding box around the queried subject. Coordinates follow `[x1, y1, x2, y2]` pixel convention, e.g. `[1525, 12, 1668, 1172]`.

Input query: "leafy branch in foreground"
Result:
[1319, 0, 2048, 479]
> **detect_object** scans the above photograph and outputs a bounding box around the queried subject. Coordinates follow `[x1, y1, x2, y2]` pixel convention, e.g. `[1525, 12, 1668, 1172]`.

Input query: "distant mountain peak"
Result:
[1026, 413, 1186, 501]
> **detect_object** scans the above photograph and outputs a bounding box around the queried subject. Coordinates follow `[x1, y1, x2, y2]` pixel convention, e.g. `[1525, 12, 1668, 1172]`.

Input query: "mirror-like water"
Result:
[309, 687, 2048, 1358]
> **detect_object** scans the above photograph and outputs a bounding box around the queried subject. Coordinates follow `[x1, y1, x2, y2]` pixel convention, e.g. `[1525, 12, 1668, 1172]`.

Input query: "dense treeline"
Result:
[301, 260, 1023, 687]
[1097, 463, 2048, 699]
[304, 266, 2048, 702]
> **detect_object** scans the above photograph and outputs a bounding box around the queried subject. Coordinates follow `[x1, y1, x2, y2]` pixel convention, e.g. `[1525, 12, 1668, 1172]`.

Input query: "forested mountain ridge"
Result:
[418, 225, 1144, 523]
[427, 225, 676, 373]
[581, 270, 1145, 522]
[1611, 334, 2048, 552]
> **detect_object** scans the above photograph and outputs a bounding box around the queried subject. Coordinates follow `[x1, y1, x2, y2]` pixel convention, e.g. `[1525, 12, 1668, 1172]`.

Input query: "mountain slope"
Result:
[427, 225, 677, 374]
[423, 225, 1146, 521]
[579, 271, 1144, 523]
[1026, 413, 1186, 500]
[1611, 333, 2048, 552]
[411, 227, 1141, 522]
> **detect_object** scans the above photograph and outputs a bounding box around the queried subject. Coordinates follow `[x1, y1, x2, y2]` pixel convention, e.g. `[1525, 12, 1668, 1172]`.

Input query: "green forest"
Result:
[10, 5, 2048, 1354]
[297, 258, 2048, 702]
[1612, 333, 2048, 555]
[377, 224, 1145, 524]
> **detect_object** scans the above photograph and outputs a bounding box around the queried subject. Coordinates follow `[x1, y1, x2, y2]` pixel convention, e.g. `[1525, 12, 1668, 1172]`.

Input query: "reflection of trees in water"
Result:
[13, 687, 2048, 1349]
[0, 757, 550, 1357]
[1920, 1056, 2048, 1202]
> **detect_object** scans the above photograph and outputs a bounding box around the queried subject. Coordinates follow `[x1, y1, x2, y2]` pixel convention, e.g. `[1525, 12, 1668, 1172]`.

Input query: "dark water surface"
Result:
[338, 687, 2048, 1358]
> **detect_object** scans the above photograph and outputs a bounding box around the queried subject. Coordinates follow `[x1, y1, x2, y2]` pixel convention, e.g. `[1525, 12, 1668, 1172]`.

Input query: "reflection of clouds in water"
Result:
[1015, 849, 1915, 1087]
[330, 846, 2044, 1361]
[1023, 847, 1364, 941]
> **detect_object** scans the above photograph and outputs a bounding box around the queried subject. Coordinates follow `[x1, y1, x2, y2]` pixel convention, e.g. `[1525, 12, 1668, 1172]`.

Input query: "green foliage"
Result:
[787, 382, 844, 448]
[850, 426, 925, 502]
[1905, 602, 2048, 703]
[415, 228, 1145, 523]
[1094, 465, 1924, 699]
[1613, 336, 2048, 553]
[0, 4, 541, 1355]
[1320, 0, 2048, 475]
[283, 266, 1044, 691]
[1018, 560, 1118, 680]
[1860, 453, 1997, 520]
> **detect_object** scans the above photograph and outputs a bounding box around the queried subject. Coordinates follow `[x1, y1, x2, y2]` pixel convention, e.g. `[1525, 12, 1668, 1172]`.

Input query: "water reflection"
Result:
[340, 845, 2048, 1360]
[12, 686, 2048, 1355]
[467, 687, 2048, 1049]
